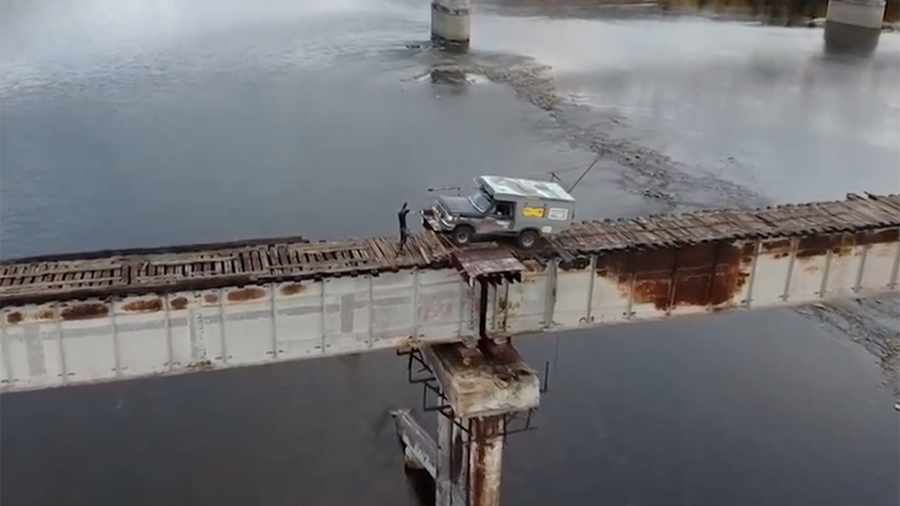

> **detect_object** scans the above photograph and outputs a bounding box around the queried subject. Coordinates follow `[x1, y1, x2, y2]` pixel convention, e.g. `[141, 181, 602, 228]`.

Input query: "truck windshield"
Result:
[468, 191, 492, 213]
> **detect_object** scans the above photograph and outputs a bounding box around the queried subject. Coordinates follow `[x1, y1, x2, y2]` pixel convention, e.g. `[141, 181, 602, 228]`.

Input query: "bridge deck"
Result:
[2, 193, 898, 306]
[1, 193, 898, 392]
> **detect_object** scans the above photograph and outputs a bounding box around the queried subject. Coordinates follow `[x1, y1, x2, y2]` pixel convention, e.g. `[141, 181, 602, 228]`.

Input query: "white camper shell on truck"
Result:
[421, 175, 577, 249]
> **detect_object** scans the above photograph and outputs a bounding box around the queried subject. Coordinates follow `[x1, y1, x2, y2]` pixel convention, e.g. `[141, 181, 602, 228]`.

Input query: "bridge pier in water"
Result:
[393, 340, 541, 506]
[431, 0, 471, 50]
[824, 0, 886, 56]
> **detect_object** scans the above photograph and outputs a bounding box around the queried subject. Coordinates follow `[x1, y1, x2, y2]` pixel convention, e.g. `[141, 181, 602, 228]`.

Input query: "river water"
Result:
[1, 0, 899, 504]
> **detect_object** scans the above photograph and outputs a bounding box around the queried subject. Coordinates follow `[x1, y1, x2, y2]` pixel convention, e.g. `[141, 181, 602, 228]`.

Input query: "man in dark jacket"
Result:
[398, 202, 410, 253]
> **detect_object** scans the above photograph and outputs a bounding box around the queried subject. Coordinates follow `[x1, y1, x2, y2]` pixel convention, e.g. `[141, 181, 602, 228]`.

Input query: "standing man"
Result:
[398, 202, 410, 253]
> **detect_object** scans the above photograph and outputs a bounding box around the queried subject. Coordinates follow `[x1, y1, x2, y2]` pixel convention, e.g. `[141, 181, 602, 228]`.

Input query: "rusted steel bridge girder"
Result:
[0, 193, 898, 392]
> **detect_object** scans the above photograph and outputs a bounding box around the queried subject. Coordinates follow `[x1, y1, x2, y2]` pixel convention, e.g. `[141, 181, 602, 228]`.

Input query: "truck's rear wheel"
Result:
[451, 225, 474, 246]
[517, 229, 540, 249]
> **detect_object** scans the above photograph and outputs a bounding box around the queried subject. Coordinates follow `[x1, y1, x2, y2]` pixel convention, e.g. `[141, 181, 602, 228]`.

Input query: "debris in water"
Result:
[428, 66, 490, 86]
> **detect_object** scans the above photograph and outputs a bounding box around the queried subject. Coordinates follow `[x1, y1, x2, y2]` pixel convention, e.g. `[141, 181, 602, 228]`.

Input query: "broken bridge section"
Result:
[452, 247, 525, 347]
[393, 340, 541, 506]
[453, 247, 525, 285]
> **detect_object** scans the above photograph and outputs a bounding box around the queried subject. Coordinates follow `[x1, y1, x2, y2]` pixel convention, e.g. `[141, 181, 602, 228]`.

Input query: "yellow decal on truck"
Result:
[522, 206, 545, 218]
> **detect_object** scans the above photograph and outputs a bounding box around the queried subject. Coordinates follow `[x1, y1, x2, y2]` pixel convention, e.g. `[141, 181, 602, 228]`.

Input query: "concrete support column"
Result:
[464, 415, 506, 506]
[392, 341, 540, 506]
[824, 0, 886, 56]
[432, 0, 471, 50]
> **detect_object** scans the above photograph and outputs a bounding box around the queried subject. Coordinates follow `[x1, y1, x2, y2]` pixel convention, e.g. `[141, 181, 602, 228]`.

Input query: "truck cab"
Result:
[421, 175, 576, 249]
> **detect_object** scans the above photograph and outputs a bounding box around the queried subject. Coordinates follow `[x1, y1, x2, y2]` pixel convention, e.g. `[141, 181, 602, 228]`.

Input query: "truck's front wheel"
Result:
[517, 229, 540, 249]
[451, 225, 474, 246]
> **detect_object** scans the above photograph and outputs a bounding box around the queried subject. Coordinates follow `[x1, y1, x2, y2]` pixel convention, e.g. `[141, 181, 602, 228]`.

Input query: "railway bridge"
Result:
[1, 192, 898, 506]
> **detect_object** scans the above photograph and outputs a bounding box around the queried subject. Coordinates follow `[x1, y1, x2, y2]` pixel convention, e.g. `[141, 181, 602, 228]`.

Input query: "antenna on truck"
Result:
[539, 153, 603, 194]
[566, 155, 600, 194]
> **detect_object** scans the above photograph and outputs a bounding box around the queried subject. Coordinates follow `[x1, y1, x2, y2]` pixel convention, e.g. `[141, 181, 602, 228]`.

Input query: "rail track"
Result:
[1, 193, 898, 307]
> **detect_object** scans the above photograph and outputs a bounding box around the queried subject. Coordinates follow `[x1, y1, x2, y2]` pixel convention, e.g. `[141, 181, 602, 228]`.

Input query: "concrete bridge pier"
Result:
[431, 0, 471, 50]
[392, 341, 541, 506]
[824, 0, 886, 56]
